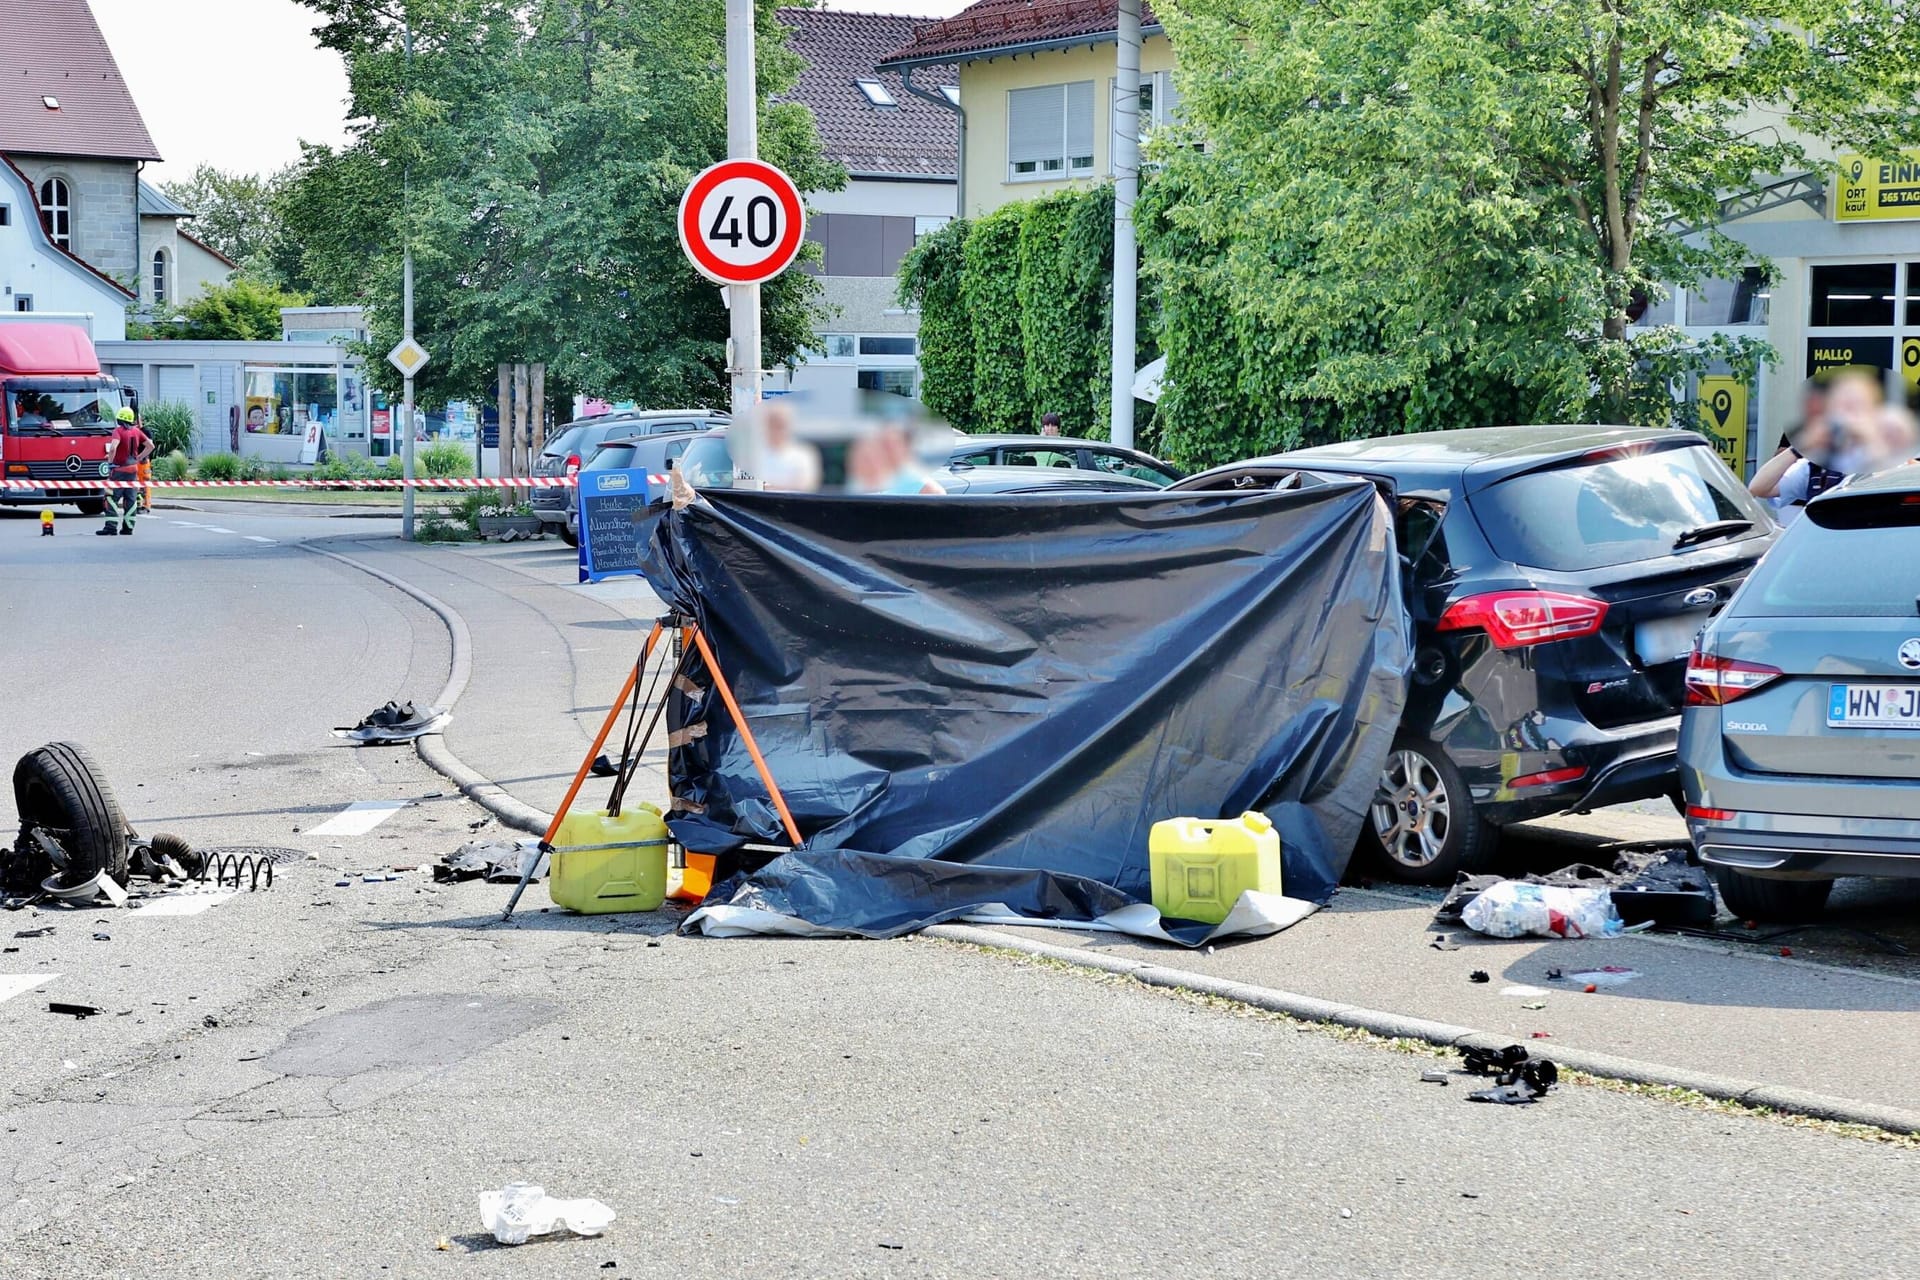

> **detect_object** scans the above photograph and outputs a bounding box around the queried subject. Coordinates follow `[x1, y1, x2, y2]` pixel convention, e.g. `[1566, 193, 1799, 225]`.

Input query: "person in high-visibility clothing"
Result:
[136, 406, 154, 510]
[100, 406, 153, 536]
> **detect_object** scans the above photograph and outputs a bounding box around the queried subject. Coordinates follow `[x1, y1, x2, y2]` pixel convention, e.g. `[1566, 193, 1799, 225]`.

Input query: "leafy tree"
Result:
[157, 165, 292, 279]
[896, 218, 974, 428]
[1150, 0, 1920, 460]
[175, 278, 309, 340]
[281, 0, 840, 409]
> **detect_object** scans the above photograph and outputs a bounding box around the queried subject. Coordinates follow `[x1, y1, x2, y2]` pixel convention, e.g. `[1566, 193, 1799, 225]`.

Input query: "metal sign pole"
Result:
[401, 19, 417, 541]
[725, 0, 762, 421]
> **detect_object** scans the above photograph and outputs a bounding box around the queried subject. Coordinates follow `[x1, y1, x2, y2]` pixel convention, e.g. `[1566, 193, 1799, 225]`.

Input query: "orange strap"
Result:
[691, 627, 802, 846]
[543, 621, 661, 845]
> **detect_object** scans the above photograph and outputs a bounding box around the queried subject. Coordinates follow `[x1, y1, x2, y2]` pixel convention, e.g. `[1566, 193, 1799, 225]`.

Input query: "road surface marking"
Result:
[204, 526, 236, 535]
[132, 889, 237, 917]
[245, 535, 276, 544]
[0, 974, 56, 1006]
[307, 799, 410, 837]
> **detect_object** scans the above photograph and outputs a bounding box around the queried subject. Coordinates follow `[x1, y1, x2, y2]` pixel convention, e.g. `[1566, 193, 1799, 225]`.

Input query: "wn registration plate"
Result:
[1827, 683, 1920, 729]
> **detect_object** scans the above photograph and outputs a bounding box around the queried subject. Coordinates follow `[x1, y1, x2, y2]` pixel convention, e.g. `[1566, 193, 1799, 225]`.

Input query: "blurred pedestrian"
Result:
[1751, 370, 1880, 523]
[100, 406, 153, 536]
[1039, 411, 1062, 438]
[755, 401, 820, 492]
[850, 426, 943, 495]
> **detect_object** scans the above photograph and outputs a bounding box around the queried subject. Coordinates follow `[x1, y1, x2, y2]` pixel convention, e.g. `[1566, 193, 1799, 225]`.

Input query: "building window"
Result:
[858, 369, 916, 398]
[38, 177, 71, 247]
[14, 295, 32, 312]
[858, 335, 917, 357]
[0, 204, 9, 226]
[1809, 263, 1895, 327]
[151, 248, 171, 306]
[855, 78, 897, 109]
[914, 215, 950, 240]
[1690, 267, 1769, 327]
[819, 334, 856, 360]
[1008, 82, 1095, 180]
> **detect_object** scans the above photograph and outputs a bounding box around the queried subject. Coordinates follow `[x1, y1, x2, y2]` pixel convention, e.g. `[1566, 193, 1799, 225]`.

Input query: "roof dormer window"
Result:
[41, 95, 60, 110]
[855, 78, 897, 109]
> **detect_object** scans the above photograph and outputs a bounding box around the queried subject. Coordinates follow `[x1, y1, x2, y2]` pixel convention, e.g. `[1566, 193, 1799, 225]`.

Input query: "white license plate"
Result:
[1634, 611, 1708, 665]
[1827, 684, 1920, 729]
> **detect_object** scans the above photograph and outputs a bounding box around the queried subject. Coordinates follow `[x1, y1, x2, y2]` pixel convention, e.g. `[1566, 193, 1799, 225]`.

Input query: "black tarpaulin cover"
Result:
[658, 481, 1410, 943]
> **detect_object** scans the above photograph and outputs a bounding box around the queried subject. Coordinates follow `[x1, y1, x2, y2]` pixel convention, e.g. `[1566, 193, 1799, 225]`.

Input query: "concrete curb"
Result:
[303, 545, 550, 836]
[309, 544, 1920, 1138]
[924, 923, 1920, 1136]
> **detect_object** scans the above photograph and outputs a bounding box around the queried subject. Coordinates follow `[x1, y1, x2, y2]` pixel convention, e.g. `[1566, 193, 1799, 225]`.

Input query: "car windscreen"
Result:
[1470, 445, 1764, 572]
[679, 436, 734, 488]
[544, 425, 589, 457]
[1733, 504, 1920, 618]
[5, 379, 123, 434]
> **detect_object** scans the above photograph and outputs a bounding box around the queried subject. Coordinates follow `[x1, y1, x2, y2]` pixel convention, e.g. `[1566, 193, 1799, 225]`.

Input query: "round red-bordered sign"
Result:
[678, 159, 806, 286]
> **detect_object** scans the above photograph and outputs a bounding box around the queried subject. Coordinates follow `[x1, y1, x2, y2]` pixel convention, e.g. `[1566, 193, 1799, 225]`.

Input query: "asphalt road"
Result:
[2, 504, 1917, 1279]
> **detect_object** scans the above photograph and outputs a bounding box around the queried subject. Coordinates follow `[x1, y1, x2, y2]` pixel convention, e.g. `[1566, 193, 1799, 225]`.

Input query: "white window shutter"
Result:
[1158, 71, 1182, 125]
[1065, 81, 1095, 169]
[1009, 85, 1065, 169]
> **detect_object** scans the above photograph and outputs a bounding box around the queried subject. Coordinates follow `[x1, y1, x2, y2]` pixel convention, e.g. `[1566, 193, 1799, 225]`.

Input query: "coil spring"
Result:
[195, 851, 274, 891]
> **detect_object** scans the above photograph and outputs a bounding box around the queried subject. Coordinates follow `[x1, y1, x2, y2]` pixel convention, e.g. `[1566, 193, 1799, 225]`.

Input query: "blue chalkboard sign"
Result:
[579, 468, 665, 583]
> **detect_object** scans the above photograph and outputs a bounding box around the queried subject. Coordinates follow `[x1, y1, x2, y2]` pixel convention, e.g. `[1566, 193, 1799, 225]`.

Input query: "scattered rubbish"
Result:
[13, 926, 53, 938]
[91, 932, 110, 941]
[1583, 984, 1598, 993]
[477, 1183, 616, 1245]
[1339, 1208, 1352, 1220]
[335, 880, 351, 888]
[1530, 1031, 1552, 1039]
[1545, 967, 1563, 981]
[1779, 946, 1794, 957]
[1521, 1001, 1545, 1011]
[48, 1002, 101, 1019]
[1568, 965, 1639, 987]
[1462, 882, 1626, 939]
[714, 1196, 741, 1206]
[1461, 1192, 1479, 1199]
[1430, 933, 1461, 951]
[435, 840, 546, 885]
[1461, 1043, 1557, 1104]
[435, 1238, 450, 1252]
[333, 701, 450, 745]
[1468, 970, 1489, 984]
[876, 1243, 903, 1252]
[1419, 1069, 1449, 1085]
[590, 754, 620, 778]
[2, 946, 15, 953]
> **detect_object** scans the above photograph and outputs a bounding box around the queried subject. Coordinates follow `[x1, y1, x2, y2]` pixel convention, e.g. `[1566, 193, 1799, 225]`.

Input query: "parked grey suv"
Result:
[1679, 466, 1920, 919]
[532, 409, 727, 540]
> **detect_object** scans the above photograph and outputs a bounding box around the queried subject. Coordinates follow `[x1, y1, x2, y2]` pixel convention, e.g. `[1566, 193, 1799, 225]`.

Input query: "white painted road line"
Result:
[0, 974, 56, 1005]
[245, 536, 276, 544]
[307, 799, 410, 837]
[204, 527, 236, 535]
[131, 889, 237, 917]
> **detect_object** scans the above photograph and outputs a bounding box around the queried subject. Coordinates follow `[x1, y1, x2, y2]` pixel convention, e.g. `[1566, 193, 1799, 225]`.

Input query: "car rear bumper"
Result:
[1692, 817, 1920, 881]
[1460, 718, 1679, 826]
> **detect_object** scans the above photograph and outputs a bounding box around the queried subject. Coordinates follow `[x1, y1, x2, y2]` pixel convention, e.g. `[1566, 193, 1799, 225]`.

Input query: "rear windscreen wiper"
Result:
[1673, 519, 1753, 550]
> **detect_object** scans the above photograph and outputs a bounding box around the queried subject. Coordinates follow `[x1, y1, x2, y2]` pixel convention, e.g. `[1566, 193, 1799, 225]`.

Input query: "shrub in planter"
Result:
[195, 452, 242, 481]
[153, 450, 191, 482]
[420, 441, 473, 478]
[141, 401, 197, 457]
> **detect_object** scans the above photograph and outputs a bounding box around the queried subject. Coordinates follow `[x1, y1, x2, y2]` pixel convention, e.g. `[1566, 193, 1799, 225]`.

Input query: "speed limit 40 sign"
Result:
[678, 159, 806, 286]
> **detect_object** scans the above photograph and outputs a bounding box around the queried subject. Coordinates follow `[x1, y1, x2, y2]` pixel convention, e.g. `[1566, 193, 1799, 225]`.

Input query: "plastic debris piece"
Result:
[477, 1182, 616, 1246]
[332, 701, 450, 745]
[1468, 970, 1490, 983]
[1568, 968, 1640, 988]
[1530, 1031, 1552, 1039]
[1779, 946, 1793, 957]
[1583, 983, 1598, 993]
[14, 926, 54, 938]
[1521, 1001, 1545, 1010]
[49, 1002, 101, 1019]
[1468, 1083, 1538, 1105]
[1339, 1208, 1352, 1219]
[1430, 934, 1461, 951]
[1419, 1069, 1449, 1084]
[1545, 967, 1563, 980]
[1461, 881, 1625, 938]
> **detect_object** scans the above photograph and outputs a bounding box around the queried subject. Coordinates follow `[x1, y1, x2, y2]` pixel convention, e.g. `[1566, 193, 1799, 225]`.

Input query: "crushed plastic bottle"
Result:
[1460, 882, 1624, 939]
[478, 1182, 617, 1245]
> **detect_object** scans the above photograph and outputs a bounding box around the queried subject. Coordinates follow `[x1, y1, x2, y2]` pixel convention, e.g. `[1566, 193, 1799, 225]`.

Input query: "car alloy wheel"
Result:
[1370, 748, 1453, 870]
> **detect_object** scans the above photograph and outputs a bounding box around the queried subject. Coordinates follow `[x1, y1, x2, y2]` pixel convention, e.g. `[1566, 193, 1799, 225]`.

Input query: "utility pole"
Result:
[401, 18, 417, 540]
[724, 0, 761, 418]
[1109, 0, 1141, 451]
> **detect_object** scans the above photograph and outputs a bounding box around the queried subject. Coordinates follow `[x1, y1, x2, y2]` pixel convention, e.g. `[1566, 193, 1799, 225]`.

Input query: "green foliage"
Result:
[1147, 0, 1920, 461]
[282, 0, 842, 411]
[238, 457, 269, 482]
[962, 206, 1035, 433]
[141, 401, 198, 456]
[415, 514, 475, 543]
[896, 219, 974, 428]
[153, 451, 192, 482]
[313, 452, 377, 481]
[418, 441, 474, 478]
[177, 278, 308, 341]
[156, 165, 294, 281]
[449, 490, 493, 533]
[194, 452, 242, 481]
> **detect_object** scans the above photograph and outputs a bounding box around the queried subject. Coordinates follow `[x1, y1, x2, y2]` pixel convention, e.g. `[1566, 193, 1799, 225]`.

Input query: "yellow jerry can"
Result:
[1148, 812, 1282, 925]
[549, 802, 669, 914]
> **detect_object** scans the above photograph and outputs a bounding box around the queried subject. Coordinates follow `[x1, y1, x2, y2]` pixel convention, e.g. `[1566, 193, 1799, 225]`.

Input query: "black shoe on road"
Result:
[96, 528, 117, 536]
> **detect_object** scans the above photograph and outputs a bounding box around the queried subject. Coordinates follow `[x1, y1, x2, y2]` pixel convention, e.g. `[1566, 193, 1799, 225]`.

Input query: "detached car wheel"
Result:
[1361, 740, 1500, 885]
[12, 742, 131, 886]
[1711, 868, 1832, 922]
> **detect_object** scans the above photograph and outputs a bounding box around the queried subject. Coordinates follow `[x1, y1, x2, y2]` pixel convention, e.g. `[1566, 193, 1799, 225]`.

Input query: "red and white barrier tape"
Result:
[2, 476, 670, 491]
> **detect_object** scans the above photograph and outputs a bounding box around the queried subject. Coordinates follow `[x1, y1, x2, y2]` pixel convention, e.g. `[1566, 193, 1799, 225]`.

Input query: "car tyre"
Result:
[1361, 739, 1500, 885]
[1711, 868, 1833, 922]
[12, 742, 131, 887]
[561, 522, 579, 547]
[75, 498, 106, 516]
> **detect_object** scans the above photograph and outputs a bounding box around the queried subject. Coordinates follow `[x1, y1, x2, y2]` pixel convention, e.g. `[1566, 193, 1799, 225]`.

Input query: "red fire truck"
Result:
[0, 324, 127, 515]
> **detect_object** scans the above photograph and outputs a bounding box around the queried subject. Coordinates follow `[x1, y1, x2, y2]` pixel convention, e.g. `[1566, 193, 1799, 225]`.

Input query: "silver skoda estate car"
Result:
[1679, 466, 1920, 920]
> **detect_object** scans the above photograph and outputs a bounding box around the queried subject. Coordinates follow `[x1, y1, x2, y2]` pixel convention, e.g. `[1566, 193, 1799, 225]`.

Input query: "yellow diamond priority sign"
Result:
[386, 338, 431, 378]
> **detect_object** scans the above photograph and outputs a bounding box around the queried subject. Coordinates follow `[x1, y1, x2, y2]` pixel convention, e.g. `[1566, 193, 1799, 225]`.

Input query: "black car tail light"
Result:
[1436, 591, 1608, 649]
[1683, 651, 1782, 705]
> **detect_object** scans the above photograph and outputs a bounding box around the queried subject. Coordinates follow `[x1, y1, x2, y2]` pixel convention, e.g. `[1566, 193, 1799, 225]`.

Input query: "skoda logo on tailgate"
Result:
[65, 455, 83, 474]
[1899, 639, 1920, 671]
